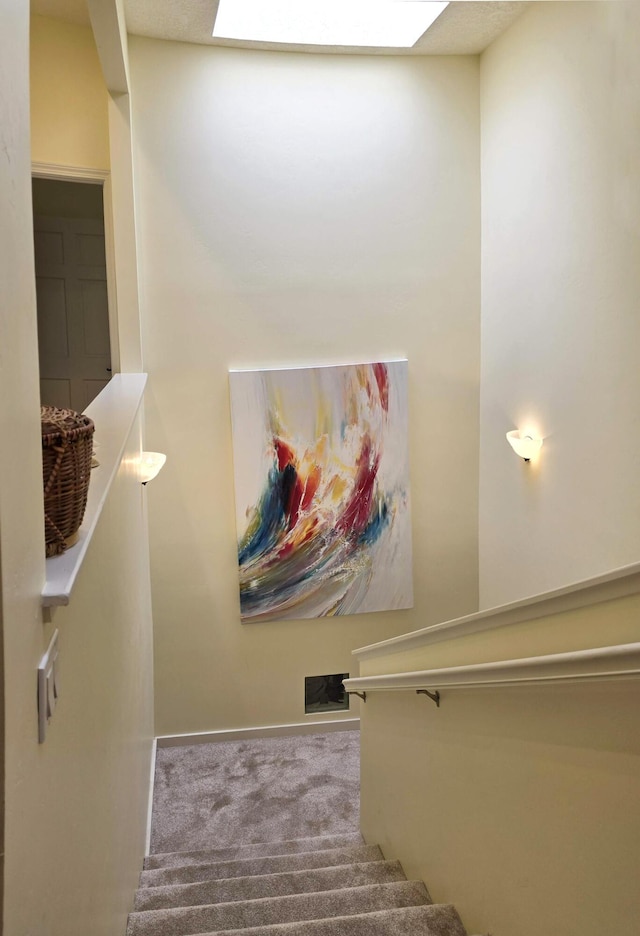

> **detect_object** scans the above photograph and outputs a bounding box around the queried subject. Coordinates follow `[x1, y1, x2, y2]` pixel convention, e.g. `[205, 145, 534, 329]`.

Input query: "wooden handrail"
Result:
[344, 642, 640, 705]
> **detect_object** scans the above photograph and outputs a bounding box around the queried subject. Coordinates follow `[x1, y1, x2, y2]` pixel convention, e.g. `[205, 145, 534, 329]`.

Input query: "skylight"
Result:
[212, 0, 449, 49]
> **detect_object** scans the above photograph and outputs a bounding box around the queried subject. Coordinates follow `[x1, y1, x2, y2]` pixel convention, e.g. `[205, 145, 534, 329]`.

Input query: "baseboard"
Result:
[144, 737, 157, 856]
[156, 717, 361, 748]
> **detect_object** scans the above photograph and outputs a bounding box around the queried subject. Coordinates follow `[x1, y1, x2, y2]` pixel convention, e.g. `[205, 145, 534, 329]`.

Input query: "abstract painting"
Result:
[229, 360, 413, 622]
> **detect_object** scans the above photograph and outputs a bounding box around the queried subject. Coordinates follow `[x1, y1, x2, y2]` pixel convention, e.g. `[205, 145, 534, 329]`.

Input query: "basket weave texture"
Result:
[41, 406, 95, 557]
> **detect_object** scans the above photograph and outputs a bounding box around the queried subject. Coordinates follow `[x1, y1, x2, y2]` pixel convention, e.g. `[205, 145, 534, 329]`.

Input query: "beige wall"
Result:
[108, 91, 144, 372]
[1, 2, 44, 925]
[479, 1, 640, 608]
[30, 15, 110, 169]
[360, 670, 640, 936]
[129, 37, 481, 735]
[359, 588, 640, 936]
[358, 8, 640, 935]
[29, 13, 144, 378]
[2, 9, 154, 933]
[359, 591, 640, 677]
[4, 413, 155, 936]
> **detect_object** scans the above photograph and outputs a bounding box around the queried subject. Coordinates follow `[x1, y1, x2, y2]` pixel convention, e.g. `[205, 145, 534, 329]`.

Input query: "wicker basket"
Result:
[41, 406, 95, 557]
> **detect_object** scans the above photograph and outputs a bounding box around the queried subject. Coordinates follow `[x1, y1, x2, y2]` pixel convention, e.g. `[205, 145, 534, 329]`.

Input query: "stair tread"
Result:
[191, 905, 468, 936]
[139, 845, 383, 889]
[134, 860, 408, 911]
[126, 880, 431, 936]
[145, 834, 364, 870]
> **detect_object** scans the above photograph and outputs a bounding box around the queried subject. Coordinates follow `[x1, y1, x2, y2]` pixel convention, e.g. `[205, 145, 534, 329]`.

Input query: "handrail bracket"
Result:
[349, 691, 367, 703]
[416, 689, 441, 707]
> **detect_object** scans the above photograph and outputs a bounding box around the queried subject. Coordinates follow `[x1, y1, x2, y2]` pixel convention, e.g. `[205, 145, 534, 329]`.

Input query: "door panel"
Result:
[34, 215, 111, 412]
[80, 280, 110, 356]
[40, 378, 72, 410]
[34, 229, 65, 264]
[77, 232, 106, 266]
[36, 277, 70, 357]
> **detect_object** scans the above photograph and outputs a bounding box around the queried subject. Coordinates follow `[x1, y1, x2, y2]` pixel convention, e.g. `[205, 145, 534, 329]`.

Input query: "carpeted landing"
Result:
[127, 733, 470, 936]
[150, 732, 361, 854]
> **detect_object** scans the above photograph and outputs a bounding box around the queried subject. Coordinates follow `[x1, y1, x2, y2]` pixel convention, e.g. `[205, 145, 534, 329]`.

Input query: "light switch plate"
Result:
[38, 629, 59, 743]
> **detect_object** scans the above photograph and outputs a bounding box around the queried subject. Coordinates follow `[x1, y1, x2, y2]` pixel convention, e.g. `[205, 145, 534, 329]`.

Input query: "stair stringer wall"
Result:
[358, 592, 640, 936]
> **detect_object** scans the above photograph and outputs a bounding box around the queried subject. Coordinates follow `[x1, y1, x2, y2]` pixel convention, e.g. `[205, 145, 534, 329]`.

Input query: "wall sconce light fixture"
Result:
[506, 430, 542, 463]
[139, 452, 167, 485]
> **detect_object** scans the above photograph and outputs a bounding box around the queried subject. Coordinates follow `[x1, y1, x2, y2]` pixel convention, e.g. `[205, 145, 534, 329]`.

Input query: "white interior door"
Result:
[34, 215, 112, 412]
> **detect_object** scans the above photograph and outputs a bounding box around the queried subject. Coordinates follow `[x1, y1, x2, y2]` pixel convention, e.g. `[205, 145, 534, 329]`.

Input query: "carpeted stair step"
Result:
[139, 845, 384, 889]
[134, 859, 409, 911]
[126, 880, 431, 936]
[145, 834, 364, 871]
[189, 905, 468, 936]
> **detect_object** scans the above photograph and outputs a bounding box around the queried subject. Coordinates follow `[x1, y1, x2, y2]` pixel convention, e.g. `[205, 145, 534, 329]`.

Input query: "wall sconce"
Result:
[139, 452, 167, 484]
[506, 430, 542, 463]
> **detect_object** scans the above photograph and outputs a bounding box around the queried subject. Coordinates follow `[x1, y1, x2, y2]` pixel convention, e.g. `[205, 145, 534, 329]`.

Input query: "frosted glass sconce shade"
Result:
[506, 430, 542, 462]
[139, 452, 167, 484]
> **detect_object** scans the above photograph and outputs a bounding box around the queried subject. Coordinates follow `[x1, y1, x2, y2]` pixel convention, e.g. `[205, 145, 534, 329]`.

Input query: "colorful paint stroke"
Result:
[229, 360, 413, 622]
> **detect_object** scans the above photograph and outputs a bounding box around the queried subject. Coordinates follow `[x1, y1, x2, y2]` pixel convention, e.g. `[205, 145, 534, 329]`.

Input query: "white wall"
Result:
[479, 1, 640, 608]
[0, 11, 155, 932]
[129, 38, 481, 734]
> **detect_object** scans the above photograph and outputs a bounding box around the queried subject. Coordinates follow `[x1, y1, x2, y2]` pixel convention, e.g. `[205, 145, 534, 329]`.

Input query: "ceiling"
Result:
[31, 0, 530, 55]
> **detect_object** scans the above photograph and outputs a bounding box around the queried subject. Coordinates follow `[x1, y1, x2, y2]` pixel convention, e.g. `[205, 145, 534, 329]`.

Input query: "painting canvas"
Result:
[229, 360, 413, 622]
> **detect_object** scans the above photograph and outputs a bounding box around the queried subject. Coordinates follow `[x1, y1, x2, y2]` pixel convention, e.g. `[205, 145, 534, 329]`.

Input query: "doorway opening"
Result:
[32, 177, 113, 412]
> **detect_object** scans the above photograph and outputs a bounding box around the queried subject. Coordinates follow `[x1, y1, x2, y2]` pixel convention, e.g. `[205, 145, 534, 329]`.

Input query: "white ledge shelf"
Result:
[353, 561, 640, 662]
[344, 643, 640, 694]
[42, 373, 147, 608]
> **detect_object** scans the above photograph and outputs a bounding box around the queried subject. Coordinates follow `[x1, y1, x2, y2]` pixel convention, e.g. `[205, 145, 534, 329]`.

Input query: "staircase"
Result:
[126, 832, 468, 936]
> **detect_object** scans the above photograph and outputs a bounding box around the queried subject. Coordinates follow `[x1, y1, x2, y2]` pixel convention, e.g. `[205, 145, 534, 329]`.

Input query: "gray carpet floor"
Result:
[150, 731, 360, 854]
